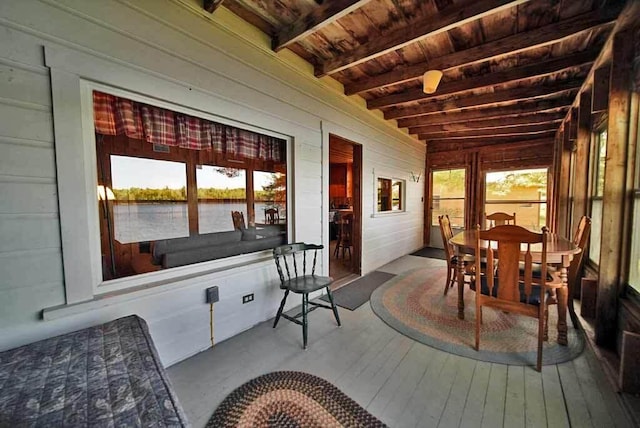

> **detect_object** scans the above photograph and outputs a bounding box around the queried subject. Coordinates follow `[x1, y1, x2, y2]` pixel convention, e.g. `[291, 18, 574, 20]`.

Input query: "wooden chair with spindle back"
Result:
[273, 243, 341, 349]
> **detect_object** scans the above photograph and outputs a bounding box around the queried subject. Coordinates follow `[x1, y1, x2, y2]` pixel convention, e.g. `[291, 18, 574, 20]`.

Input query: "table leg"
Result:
[557, 266, 569, 346]
[457, 251, 465, 320]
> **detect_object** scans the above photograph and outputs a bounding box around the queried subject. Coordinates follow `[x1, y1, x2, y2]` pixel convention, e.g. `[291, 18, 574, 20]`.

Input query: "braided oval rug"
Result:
[370, 266, 584, 366]
[207, 371, 386, 427]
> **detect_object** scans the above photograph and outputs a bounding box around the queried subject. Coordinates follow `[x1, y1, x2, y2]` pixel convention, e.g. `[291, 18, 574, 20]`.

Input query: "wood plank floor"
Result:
[167, 256, 634, 428]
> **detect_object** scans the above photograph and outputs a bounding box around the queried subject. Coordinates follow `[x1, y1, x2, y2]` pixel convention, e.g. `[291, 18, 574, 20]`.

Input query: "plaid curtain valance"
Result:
[93, 91, 284, 161]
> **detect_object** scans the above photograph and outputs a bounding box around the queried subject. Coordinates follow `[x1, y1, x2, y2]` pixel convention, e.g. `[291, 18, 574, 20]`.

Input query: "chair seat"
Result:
[280, 275, 333, 293]
[472, 276, 543, 305]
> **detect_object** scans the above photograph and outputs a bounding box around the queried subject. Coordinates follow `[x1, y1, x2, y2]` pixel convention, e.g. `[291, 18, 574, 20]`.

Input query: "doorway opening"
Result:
[329, 134, 362, 282]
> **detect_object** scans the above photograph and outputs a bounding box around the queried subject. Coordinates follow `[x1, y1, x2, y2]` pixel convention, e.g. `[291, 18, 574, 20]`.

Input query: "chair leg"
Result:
[325, 286, 341, 326]
[273, 290, 289, 328]
[302, 293, 309, 349]
[543, 303, 549, 341]
[537, 317, 544, 372]
[444, 265, 452, 295]
[334, 236, 341, 258]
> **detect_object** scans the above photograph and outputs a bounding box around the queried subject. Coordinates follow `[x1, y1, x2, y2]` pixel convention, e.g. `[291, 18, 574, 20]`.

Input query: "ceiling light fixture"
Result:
[423, 70, 443, 94]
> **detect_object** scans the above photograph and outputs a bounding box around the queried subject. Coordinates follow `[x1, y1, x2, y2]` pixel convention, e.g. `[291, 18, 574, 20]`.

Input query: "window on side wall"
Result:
[93, 91, 288, 281]
[377, 177, 405, 212]
[484, 168, 548, 231]
[588, 129, 607, 266]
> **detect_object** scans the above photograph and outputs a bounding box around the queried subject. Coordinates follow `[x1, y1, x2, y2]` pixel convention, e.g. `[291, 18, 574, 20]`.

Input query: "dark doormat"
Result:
[410, 246, 447, 260]
[321, 271, 395, 310]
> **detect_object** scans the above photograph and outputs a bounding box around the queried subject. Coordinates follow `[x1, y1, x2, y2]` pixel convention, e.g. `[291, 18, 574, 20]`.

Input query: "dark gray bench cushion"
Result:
[153, 230, 242, 265]
[0, 315, 188, 427]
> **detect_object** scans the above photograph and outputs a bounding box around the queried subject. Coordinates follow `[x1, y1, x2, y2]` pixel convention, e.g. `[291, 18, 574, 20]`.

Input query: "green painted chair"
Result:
[273, 243, 341, 349]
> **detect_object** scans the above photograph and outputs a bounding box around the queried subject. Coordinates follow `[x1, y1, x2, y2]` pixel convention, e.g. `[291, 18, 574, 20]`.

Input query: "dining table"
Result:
[449, 229, 581, 346]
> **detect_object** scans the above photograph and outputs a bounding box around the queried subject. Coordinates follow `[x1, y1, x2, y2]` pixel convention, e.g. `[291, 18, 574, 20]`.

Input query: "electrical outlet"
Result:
[205, 286, 219, 304]
[242, 293, 254, 304]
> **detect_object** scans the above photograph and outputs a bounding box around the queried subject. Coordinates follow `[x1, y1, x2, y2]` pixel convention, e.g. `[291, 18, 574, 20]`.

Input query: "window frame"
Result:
[50, 63, 292, 303]
[374, 175, 406, 215]
[588, 128, 608, 267]
[627, 96, 640, 294]
[483, 167, 549, 230]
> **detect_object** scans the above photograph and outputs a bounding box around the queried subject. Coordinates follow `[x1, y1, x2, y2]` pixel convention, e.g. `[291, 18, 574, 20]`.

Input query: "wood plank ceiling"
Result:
[204, 0, 625, 152]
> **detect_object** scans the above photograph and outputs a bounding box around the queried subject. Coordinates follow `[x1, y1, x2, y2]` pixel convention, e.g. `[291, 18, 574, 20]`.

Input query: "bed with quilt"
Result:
[0, 315, 188, 427]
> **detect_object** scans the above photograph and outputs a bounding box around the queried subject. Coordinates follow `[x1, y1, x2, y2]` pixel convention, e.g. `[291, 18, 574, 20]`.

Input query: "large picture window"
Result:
[484, 168, 548, 231]
[94, 91, 288, 281]
[589, 129, 607, 266]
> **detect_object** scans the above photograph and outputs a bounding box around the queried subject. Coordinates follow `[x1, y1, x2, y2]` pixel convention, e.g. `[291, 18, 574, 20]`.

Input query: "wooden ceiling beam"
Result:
[368, 50, 597, 109]
[203, 0, 224, 13]
[425, 132, 556, 145]
[417, 122, 559, 140]
[397, 98, 571, 127]
[407, 112, 565, 134]
[384, 81, 581, 120]
[426, 137, 553, 153]
[272, 0, 371, 51]
[344, 7, 621, 95]
[314, 0, 528, 77]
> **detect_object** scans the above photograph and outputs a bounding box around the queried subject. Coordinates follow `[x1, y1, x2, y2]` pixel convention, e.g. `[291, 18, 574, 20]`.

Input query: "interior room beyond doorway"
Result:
[329, 135, 361, 282]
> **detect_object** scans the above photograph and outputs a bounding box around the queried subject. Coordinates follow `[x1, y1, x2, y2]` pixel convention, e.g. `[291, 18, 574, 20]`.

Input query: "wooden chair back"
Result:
[231, 211, 246, 230]
[273, 243, 322, 286]
[568, 215, 592, 295]
[265, 208, 279, 224]
[486, 212, 516, 227]
[475, 224, 547, 371]
[438, 214, 455, 261]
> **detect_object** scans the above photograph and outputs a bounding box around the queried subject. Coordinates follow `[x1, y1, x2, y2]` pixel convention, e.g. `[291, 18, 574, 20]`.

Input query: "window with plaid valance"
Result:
[93, 91, 284, 162]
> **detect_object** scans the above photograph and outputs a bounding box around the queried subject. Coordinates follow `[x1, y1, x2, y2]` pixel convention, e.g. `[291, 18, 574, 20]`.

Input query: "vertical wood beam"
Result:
[246, 169, 255, 227]
[595, 28, 634, 348]
[592, 65, 611, 113]
[549, 130, 563, 232]
[469, 152, 479, 229]
[187, 153, 199, 235]
[558, 127, 572, 237]
[572, 90, 592, 232]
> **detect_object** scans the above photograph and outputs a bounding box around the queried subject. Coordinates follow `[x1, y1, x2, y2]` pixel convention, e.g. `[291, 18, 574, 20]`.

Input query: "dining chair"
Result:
[486, 212, 516, 227]
[474, 224, 548, 371]
[273, 243, 341, 349]
[334, 212, 353, 260]
[265, 208, 279, 224]
[231, 210, 246, 230]
[545, 215, 591, 336]
[439, 215, 475, 295]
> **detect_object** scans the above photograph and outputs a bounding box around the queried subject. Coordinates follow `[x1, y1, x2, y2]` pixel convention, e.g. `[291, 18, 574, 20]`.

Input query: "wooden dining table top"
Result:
[449, 229, 581, 264]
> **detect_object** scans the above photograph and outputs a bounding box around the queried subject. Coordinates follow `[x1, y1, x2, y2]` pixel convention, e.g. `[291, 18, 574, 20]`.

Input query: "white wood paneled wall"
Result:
[0, 0, 424, 366]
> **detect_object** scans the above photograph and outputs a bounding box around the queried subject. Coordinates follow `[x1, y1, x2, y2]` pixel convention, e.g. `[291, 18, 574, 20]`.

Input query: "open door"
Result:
[329, 135, 362, 280]
[429, 168, 467, 248]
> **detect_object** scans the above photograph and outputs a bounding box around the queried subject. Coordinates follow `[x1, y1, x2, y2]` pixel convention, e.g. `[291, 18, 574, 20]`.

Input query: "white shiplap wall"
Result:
[0, 0, 425, 366]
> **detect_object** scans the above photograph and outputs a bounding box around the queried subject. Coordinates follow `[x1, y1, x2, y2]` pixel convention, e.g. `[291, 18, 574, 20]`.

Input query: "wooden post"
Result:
[572, 90, 592, 232]
[187, 153, 199, 235]
[557, 125, 572, 237]
[595, 28, 634, 348]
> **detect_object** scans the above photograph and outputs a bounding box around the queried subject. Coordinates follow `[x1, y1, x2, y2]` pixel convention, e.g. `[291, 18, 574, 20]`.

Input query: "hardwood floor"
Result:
[167, 256, 635, 428]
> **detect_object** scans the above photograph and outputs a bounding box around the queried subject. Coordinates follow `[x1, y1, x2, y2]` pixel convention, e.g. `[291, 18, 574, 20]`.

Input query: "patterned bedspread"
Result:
[0, 315, 189, 427]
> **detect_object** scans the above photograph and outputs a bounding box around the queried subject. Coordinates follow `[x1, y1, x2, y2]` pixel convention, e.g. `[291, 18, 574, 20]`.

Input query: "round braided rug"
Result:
[207, 371, 386, 427]
[370, 266, 585, 366]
